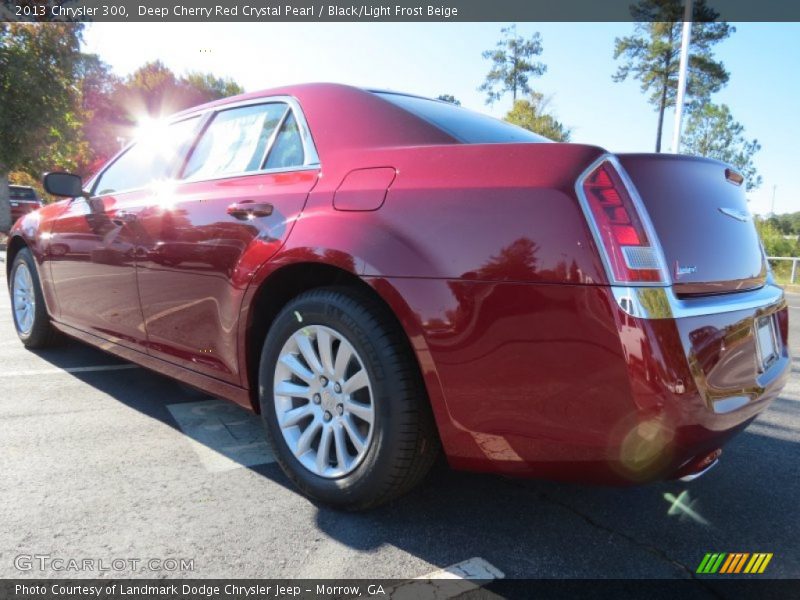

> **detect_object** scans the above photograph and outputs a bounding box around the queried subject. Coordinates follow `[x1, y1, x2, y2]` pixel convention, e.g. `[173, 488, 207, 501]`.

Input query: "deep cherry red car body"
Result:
[7, 84, 790, 496]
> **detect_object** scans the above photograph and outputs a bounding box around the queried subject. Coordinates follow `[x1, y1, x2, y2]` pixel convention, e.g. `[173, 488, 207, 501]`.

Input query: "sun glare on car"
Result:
[134, 115, 172, 153]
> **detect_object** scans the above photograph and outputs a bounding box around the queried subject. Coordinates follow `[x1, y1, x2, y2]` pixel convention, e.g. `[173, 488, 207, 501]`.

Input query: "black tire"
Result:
[9, 247, 61, 349]
[259, 287, 440, 510]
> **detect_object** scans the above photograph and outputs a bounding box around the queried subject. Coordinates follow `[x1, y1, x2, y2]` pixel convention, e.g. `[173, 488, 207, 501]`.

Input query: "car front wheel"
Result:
[9, 247, 60, 348]
[259, 287, 439, 510]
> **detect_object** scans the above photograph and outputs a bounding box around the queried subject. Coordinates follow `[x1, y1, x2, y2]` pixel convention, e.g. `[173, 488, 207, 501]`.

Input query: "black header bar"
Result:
[2, 0, 800, 22]
[3, 579, 800, 600]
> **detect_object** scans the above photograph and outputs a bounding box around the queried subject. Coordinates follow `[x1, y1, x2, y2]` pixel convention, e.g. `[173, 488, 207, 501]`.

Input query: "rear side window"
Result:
[375, 92, 549, 144]
[93, 116, 200, 196]
[181, 103, 288, 180]
[264, 112, 304, 169]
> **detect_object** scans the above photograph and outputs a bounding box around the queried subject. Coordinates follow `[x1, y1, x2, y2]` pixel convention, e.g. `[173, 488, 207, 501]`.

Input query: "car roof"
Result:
[174, 83, 457, 158]
[176, 82, 440, 115]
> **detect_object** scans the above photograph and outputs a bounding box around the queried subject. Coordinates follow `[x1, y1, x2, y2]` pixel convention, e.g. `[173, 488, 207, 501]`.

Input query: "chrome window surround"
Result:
[88, 95, 320, 198]
[611, 284, 785, 320]
[574, 154, 672, 288]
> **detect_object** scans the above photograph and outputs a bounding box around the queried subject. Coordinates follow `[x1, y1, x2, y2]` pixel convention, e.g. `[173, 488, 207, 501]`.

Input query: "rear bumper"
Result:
[605, 283, 790, 482]
[402, 278, 790, 484]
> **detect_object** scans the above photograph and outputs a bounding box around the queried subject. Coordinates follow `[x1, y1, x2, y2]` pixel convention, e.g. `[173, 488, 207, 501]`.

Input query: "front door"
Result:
[48, 191, 146, 348]
[48, 115, 203, 350]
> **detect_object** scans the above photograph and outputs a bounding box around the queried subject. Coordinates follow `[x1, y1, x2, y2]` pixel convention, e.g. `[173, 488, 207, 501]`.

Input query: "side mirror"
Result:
[43, 172, 87, 198]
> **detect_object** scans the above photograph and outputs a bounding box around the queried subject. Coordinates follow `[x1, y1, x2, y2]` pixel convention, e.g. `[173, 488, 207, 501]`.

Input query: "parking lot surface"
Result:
[1, 248, 798, 581]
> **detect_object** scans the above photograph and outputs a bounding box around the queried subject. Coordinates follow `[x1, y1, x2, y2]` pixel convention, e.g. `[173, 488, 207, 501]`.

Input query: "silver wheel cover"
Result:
[273, 324, 375, 478]
[12, 262, 36, 336]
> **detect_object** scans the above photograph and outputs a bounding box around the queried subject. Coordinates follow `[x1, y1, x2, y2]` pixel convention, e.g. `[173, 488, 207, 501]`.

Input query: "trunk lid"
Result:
[617, 154, 766, 296]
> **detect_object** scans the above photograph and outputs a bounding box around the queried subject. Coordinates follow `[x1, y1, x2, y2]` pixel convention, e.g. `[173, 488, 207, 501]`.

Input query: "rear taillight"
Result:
[580, 160, 667, 284]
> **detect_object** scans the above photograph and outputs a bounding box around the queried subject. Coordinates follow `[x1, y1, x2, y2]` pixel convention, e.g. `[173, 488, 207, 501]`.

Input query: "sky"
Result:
[83, 22, 800, 215]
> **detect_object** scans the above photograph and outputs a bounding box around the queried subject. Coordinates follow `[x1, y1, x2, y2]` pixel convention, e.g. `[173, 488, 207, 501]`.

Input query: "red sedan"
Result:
[6, 84, 789, 509]
[8, 185, 43, 225]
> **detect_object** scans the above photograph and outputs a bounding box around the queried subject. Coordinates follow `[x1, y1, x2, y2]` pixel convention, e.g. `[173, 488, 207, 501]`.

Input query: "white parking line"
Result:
[0, 364, 140, 377]
[374, 558, 505, 599]
[166, 399, 274, 472]
[418, 557, 505, 581]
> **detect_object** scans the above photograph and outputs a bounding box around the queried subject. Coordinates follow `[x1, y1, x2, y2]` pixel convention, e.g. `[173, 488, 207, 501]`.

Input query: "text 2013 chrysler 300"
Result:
[7, 84, 790, 509]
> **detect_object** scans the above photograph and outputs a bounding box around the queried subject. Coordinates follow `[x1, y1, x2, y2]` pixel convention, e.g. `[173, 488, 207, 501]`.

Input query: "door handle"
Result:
[227, 201, 274, 220]
[112, 211, 138, 226]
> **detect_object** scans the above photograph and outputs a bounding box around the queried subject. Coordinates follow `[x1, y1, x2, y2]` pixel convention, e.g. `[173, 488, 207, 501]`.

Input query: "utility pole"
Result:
[771, 185, 777, 215]
[671, 0, 693, 154]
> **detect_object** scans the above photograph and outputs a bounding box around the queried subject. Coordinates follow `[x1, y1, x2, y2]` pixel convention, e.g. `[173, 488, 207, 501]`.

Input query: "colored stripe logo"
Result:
[697, 553, 773, 574]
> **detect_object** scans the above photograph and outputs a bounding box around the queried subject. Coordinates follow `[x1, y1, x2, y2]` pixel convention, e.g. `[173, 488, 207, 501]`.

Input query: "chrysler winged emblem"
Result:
[718, 207, 751, 222]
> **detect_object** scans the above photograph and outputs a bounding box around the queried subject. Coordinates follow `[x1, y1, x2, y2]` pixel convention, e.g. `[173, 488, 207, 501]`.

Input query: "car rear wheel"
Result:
[10, 248, 60, 348]
[259, 287, 439, 510]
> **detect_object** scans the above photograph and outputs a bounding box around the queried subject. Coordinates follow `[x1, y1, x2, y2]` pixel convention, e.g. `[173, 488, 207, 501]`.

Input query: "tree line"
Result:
[0, 5, 770, 232]
[438, 0, 762, 191]
[0, 23, 243, 232]
[756, 213, 800, 265]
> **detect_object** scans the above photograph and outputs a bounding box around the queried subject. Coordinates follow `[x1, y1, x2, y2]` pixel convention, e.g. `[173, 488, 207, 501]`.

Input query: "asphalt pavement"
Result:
[1, 249, 798, 582]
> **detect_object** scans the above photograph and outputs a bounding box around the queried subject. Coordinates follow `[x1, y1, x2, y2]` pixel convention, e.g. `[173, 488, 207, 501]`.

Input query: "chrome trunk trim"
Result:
[611, 284, 785, 320]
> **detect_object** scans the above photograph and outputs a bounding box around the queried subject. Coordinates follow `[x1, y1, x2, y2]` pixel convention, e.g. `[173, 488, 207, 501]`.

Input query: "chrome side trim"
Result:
[574, 153, 672, 288]
[175, 165, 321, 187]
[679, 459, 719, 482]
[611, 284, 785, 320]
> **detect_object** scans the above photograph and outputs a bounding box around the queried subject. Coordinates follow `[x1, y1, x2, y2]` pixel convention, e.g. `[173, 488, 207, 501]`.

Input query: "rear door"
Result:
[134, 99, 320, 384]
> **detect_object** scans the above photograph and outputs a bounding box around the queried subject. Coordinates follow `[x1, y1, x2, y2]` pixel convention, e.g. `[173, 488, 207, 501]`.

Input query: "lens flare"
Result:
[618, 416, 674, 479]
[134, 116, 172, 152]
[150, 179, 178, 210]
[664, 490, 709, 526]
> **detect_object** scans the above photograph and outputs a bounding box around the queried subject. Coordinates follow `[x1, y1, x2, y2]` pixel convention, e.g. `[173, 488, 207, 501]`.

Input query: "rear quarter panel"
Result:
[240, 142, 627, 470]
[297, 143, 609, 282]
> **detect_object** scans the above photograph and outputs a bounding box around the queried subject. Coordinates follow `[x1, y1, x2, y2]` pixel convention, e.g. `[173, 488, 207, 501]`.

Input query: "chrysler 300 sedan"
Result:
[6, 83, 790, 509]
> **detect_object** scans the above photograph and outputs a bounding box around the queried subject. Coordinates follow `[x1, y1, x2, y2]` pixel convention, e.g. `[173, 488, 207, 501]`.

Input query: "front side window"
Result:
[93, 116, 200, 196]
[181, 103, 288, 180]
